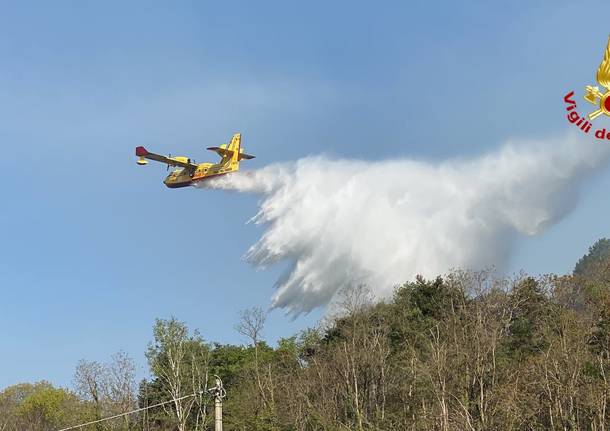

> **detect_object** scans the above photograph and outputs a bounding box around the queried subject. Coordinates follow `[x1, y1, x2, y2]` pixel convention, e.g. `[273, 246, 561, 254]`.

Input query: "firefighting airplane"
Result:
[135, 133, 255, 188]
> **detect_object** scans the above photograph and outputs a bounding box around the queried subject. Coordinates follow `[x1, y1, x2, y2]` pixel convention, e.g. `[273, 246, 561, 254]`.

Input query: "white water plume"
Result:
[201, 133, 609, 315]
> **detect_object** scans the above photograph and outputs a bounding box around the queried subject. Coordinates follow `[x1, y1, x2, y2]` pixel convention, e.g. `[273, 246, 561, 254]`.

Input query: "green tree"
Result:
[505, 277, 549, 359]
[574, 238, 610, 276]
[11, 382, 91, 431]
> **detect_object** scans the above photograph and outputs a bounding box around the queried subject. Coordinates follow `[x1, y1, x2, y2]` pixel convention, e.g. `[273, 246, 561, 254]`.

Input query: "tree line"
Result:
[2, 238, 610, 430]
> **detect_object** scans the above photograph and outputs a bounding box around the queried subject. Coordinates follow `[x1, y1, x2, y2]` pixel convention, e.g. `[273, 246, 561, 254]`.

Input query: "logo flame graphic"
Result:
[584, 36, 610, 120]
[597, 36, 610, 90]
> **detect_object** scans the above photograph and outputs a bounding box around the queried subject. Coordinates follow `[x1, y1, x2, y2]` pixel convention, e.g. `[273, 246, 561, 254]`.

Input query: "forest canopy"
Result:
[3, 238, 610, 431]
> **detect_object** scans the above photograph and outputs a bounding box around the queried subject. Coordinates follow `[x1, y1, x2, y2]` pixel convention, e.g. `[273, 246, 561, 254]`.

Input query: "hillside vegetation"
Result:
[3, 239, 610, 431]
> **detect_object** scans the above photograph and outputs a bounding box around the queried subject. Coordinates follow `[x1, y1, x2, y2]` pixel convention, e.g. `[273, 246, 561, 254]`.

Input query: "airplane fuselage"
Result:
[163, 162, 235, 188]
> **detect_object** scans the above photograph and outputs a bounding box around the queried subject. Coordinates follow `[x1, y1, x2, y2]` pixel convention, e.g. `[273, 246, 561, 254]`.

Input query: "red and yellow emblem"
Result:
[584, 36, 610, 120]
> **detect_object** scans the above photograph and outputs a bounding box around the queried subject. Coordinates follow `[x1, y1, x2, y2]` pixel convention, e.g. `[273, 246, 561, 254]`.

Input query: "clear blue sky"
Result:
[1, 1, 609, 388]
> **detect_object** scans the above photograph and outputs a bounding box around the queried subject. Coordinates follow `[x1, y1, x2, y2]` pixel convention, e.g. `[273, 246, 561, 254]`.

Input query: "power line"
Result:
[56, 390, 205, 431]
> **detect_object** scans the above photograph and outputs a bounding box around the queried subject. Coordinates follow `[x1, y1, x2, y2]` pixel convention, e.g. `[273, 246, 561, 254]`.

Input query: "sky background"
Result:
[1, 0, 610, 388]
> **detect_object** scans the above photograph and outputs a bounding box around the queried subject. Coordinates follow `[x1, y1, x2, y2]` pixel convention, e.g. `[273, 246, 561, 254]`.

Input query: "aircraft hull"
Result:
[164, 172, 229, 189]
[164, 181, 193, 189]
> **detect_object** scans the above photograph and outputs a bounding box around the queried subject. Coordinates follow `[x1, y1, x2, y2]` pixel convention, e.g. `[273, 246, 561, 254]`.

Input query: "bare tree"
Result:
[73, 359, 106, 429]
[73, 352, 138, 431]
[106, 351, 137, 430]
[235, 307, 267, 347]
[235, 307, 270, 409]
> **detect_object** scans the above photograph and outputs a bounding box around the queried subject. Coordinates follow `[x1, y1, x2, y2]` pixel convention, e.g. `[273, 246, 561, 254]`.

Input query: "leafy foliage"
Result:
[4, 238, 610, 430]
[574, 238, 610, 276]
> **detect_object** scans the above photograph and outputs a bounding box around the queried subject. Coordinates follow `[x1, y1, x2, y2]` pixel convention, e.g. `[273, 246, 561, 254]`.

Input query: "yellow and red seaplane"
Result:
[135, 133, 255, 188]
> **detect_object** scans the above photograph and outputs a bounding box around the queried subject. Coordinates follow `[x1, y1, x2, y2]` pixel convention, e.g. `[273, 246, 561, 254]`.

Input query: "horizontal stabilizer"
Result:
[207, 146, 234, 157]
[206, 147, 255, 160]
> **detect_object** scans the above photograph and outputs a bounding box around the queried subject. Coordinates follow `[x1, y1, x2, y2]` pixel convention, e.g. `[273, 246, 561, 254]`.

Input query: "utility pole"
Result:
[208, 375, 226, 431]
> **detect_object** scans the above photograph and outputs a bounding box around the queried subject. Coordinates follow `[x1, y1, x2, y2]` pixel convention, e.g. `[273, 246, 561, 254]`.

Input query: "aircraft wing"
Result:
[207, 147, 255, 160]
[135, 146, 198, 169]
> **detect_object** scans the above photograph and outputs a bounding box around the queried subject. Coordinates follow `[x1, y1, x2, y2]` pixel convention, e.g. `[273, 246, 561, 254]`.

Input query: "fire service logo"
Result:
[564, 36, 610, 139]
